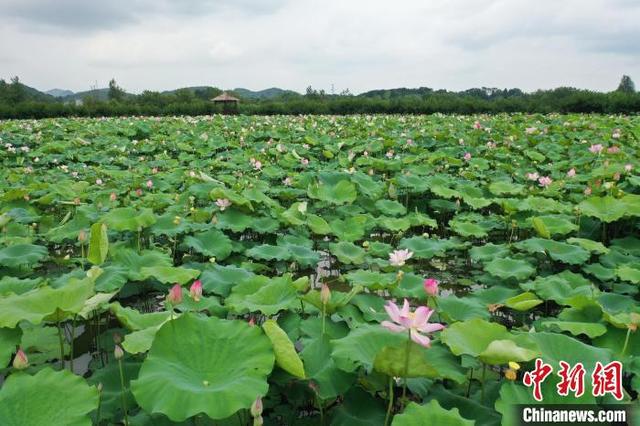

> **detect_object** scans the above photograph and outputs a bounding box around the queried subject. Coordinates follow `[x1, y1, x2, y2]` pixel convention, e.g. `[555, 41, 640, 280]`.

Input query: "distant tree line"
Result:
[0, 75, 638, 119]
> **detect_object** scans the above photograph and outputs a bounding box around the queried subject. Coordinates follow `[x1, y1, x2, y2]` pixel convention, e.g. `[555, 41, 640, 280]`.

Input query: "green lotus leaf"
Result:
[616, 265, 640, 284]
[280, 202, 307, 226]
[329, 242, 366, 265]
[374, 341, 467, 383]
[101, 207, 156, 231]
[538, 320, 607, 338]
[488, 180, 524, 196]
[438, 295, 491, 321]
[0, 244, 48, 268]
[0, 327, 22, 367]
[331, 324, 406, 373]
[329, 215, 368, 242]
[123, 324, 167, 354]
[87, 222, 109, 265]
[469, 243, 511, 263]
[521, 271, 594, 306]
[139, 266, 200, 284]
[331, 388, 387, 426]
[94, 265, 128, 292]
[302, 286, 363, 314]
[78, 292, 116, 319]
[516, 238, 591, 265]
[199, 264, 255, 297]
[392, 400, 474, 426]
[517, 196, 572, 214]
[399, 237, 464, 259]
[300, 335, 355, 400]
[262, 319, 305, 378]
[440, 318, 510, 357]
[0, 274, 95, 327]
[0, 276, 43, 296]
[344, 270, 397, 290]
[307, 214, 332, 235]
[478, 339, 539, 365]
[226, 274, 301, 315]
[19, 324, 69, 365]
[578, 196, 627, 223]
[216, 209, 254, 232]
[110, 302, 171, 330]
[406, 212, 438, 229]
[182, 229, 232, 260]
[378, 216, 411, 232]
[246, 244, 292, 261]
[530, 215, 578, 236]
[484, 258, 536, 281]
[308, 180, 357, 205]
[504, 292, 543, 311]
[110, 247, 173, 281]
[566, 239, 610, 257]
[131, 314, 275, 421]
[375, 199, 407, 216]
[285, 244, 321, 267]
[450, 221, 488, 238]
[0, 368, 99, 426]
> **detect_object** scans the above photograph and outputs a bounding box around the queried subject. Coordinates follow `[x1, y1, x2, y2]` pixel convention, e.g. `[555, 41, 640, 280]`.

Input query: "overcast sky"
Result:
[1, 0, 638, 94]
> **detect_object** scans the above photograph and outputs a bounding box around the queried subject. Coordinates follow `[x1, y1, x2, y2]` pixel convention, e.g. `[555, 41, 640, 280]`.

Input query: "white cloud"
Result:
[0, 0, 638, 93]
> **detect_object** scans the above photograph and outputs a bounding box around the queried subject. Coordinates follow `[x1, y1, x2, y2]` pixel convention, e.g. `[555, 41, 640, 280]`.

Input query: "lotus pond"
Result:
[0, 114, 639, 425]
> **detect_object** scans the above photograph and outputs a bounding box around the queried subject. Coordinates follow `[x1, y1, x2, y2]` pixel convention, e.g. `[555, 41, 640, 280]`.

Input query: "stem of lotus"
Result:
[401, 329, 411, 408]
[384, 376, 394, 426]
[96, 385, 102, 424]
[466, 368, 473, 398]
[118, 358, 129, 426]
[622, 327, 631, 357]
[321, 303, 326, 335]
[57, 319, 65, 370]
[481, 363, 486, 404]
[70, 315, 76, 372]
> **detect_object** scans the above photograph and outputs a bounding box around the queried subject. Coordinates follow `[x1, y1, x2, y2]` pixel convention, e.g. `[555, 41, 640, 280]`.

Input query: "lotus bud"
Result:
[166, 284, 183, 305]
[423, 278, 439, 297]
[190, 280, 203, 302]
[248, 317, 255, 327]
[13, 348, 29, 370]
[97, 383, 103, 393]
[110, 192, 117, 202]
[135, 188, 143, 197]
[320, 284, 331, 305]
[250, 396, 263, 417]
[114, 344, 124, 360]
[113, 332, 122, 344]
[146, 179, 153, 188]
[78, 229, 87, 243]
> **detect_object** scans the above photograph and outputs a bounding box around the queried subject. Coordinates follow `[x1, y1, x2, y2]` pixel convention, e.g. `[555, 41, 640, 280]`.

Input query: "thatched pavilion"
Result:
[211, 92, 240, 104]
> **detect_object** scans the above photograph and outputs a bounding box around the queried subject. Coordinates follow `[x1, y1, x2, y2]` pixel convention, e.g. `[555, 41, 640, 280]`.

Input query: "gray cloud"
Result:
[0, 0, 638, 93]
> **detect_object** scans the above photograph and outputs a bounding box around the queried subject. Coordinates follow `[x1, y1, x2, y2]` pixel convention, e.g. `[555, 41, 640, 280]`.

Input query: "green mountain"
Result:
[233, 87, 299, 99]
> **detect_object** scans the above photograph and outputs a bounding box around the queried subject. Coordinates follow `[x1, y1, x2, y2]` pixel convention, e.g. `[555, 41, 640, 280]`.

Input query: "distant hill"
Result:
[46, 89, 74, 98]
[61, 88, 111, 102]
[358, 87, 435, 98]
[233, 87, 299, 99]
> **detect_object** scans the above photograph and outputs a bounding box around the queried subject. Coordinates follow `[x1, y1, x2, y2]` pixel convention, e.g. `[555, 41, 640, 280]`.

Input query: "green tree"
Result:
[108, 78, 126, 101]
[616, 75, 636, 93]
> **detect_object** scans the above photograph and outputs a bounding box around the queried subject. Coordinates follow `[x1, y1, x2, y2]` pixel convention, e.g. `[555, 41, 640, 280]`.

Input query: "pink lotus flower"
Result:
[190, 280, 203, 302]
[389, 249, 413, 266]
[114, 344, 124, 360]
[283, 177, 292, 186]
[166, 284, 183, 305]
[612, 131, 621, 139]
[301, 158, 309, 166]
[607, 146, 620, 154]
[96, 178, 103, 185]
[215, 198, 231, 211]
[566, 168, 576, 178]
[527, 172, 539, 181]
[589, 144, 604, 154]
[525, 127, 537, 135]
[109, 192, 117, 202]
[538, 176, 553, 187]
[135, 188, 143, 197]
[254, 160, 262, 170]
[381, 299, 445, 347]
[146, 180, 153, 189]
[473, 121, 482, 130]
[614, 172, 621, 181]
[386, 150, 394, 159]
[423, 278, 439, 297]
[584, 186, 592, 195]
[463, 152, 472, 161]
[13, 348, 28, 370]
[625, 164, 633, 172]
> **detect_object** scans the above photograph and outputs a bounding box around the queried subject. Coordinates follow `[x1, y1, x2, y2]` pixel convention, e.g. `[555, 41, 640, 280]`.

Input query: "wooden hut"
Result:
[211, 92, 239, 114]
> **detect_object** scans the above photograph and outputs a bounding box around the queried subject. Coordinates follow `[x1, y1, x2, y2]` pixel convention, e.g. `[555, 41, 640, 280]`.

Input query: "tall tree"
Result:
[108, 78, 126, 101]
[616, 75, 636, 93]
